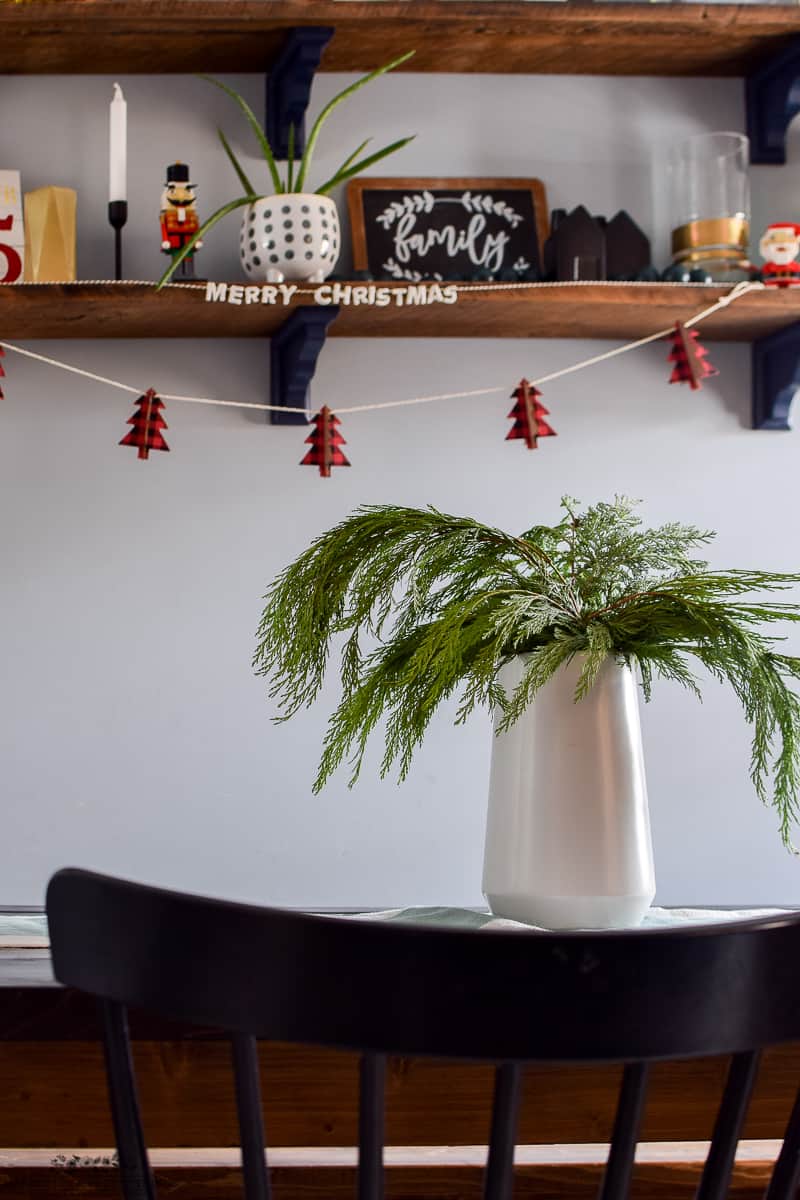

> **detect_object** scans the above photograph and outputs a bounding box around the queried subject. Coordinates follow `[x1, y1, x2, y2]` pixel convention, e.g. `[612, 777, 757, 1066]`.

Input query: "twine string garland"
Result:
[0, 279, 761, 418]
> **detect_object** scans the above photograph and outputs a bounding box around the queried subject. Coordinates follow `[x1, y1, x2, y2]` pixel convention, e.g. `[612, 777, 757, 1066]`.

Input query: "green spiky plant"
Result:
[254, 497, 800, 849]
[157, 52, 415, 287]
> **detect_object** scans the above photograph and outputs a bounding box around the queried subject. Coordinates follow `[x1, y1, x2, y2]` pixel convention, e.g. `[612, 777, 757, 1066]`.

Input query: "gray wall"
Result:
[2, 69, 799, 907]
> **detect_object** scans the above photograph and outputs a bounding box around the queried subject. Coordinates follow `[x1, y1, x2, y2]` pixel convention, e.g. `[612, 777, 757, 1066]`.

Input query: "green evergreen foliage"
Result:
[254, 498, 800, 848]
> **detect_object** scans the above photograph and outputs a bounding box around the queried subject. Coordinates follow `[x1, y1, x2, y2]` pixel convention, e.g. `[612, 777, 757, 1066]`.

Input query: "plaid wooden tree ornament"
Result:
[301, 405, 350, 477]
[119, 389, 169, 460]
[667, 322, 718, 390]
[506, 378, 556, 449]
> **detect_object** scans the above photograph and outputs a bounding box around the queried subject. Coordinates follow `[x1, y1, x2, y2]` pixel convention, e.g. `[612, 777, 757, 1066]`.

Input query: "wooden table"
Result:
[0, 925, 797, 1198]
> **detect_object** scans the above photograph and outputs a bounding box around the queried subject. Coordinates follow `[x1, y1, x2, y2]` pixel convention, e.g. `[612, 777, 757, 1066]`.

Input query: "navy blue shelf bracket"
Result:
[752, 320, 800, 429]
[266, 27, 335, 161]
[270, 306, 340, 426]
[746, 36, 800, 164]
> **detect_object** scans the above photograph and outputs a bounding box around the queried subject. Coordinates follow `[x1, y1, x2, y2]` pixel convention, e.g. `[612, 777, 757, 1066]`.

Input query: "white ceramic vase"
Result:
[239, 193, 340, 283]
[482, 655, 655, 930]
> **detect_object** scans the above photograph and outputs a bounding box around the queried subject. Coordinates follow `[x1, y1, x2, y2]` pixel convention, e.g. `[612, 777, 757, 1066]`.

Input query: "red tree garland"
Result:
[119, 389, 169, 460]
[301, 405, 350, 477]
[666, 322, 718, 390]
[506, 378, 556, 449]
[0, 308, 728, 472]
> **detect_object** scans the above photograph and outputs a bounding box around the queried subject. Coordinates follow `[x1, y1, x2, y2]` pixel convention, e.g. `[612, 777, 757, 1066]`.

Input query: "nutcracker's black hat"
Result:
[165, 162, 196, 188]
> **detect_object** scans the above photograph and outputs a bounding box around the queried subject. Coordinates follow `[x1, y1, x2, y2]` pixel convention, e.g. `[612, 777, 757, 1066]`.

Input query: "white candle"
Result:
[109, 82, 127, 203]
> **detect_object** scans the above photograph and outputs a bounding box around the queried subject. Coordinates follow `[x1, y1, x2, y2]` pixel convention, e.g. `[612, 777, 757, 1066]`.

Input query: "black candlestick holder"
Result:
[108, 200, 128, 281]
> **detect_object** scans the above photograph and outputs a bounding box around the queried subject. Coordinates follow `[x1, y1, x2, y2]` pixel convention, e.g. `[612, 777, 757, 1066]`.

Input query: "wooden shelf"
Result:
[1, 281, 798, 342]
[1, 2, 799, 77]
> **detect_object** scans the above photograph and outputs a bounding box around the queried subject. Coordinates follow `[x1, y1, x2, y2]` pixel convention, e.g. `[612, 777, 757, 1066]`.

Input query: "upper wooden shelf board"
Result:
[1, 2, 800, 77]
[1, 280, 798, 341]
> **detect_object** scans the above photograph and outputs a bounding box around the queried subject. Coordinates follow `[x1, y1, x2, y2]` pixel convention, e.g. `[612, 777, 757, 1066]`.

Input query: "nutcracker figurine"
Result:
[160, 162, 202, 280]
[758, 223, 800, 288]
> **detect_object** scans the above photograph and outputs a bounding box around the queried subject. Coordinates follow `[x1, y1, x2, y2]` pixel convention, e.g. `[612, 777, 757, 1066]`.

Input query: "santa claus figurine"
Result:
[758, 223, 800, 287]
[160, 162, 202, 280]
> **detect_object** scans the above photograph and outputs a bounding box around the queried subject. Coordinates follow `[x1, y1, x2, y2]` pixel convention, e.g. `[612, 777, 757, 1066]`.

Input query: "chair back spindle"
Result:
[598, 1061, 649, 1200]
[231, 1032, 271, 1200]
[696, 1050, 760, 1200]
[766, 1084, 800, 1200]
[99, 998, 156, 1200]
[483, 1062, 523, 1200]
[358, 1052, 386, 1200]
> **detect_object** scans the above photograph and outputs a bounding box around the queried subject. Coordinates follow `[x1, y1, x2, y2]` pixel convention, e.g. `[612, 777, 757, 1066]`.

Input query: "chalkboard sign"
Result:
[348, 176, 548, 282]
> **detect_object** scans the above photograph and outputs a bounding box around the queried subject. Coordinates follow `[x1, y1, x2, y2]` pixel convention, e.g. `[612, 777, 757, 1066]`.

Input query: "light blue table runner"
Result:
[1, 906, 789, 947]
[337, 906, 788, 932]
[0, 914, 49, 946]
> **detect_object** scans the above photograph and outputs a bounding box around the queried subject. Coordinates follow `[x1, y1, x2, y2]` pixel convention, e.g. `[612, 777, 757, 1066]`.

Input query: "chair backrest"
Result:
[46, 868, 800, 1200]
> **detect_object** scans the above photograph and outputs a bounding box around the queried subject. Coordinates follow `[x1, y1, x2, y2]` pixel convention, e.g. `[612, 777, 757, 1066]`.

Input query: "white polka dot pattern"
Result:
[239, 194, 340, 283]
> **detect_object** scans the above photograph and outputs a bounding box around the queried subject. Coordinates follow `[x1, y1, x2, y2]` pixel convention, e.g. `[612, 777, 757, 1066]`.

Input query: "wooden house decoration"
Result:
[605, 212, 651, 281]
[544, 206, 606, 282]
[543, 206, 651, 282]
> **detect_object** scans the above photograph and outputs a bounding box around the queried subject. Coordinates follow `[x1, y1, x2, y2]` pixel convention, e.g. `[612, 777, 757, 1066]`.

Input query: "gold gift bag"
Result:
[23, 186, 77, 282]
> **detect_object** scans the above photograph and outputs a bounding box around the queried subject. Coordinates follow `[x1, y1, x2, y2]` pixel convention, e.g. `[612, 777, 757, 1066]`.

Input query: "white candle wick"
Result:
[109, 82, 127, 204]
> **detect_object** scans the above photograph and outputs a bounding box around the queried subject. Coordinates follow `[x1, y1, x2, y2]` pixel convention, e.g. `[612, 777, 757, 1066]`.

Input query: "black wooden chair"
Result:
[46, 867, 800, 1200]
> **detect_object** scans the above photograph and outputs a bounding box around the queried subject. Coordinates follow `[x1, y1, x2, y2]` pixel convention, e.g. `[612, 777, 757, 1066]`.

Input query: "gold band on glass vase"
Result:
[671, 216, 749, 265]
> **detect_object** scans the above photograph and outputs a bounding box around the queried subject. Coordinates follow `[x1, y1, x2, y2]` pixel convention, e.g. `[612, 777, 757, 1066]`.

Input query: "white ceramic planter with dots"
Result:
[239, 194, 340, 283]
